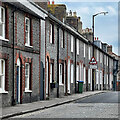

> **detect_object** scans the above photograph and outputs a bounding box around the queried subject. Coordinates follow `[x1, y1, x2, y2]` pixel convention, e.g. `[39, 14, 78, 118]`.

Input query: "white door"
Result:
[46, 58, 49, 97]
[17, 58, 21, 103]
[67, 60, 70, 93]
[90, 69, 92, 90]
[71, 64, 73, 84]
[64, 62, 66, 93]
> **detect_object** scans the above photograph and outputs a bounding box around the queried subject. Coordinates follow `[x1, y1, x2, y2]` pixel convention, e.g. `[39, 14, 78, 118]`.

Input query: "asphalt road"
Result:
[11, 91, 119, 119]
[75, 91, 119, 103]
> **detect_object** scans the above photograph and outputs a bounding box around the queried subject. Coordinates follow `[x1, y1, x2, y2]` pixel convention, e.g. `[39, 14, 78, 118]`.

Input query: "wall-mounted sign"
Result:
[89, 57, 97, 65]
[89, 57, 97, 69]
[90, 65, 98, 69]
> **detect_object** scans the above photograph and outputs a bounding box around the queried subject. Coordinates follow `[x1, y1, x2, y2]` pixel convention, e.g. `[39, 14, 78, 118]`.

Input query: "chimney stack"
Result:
[48, 1, 50, 5]
[0, 1, 2, 6]
[78, 17, 81, 22]
[69, 10, 72, 16]
[52, 0, 54, 5]
[73, 11, 77, 17]
[107, 45, 112, 53]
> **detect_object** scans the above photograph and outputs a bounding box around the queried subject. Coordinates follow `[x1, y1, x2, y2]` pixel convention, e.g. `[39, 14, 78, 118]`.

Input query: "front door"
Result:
[86, 69, 88, 91]
[17, 58, 21, 103]
[46, 58, 49, 98]
[40, 62, 44, 100]
[67, 60, 70, 94]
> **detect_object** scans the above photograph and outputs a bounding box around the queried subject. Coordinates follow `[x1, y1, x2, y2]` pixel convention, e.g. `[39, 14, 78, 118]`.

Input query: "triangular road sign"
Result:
[89, 57, 97, 65]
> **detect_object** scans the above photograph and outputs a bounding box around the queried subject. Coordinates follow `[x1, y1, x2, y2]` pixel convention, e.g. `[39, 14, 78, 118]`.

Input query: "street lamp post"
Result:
[92, 11, 108, 91]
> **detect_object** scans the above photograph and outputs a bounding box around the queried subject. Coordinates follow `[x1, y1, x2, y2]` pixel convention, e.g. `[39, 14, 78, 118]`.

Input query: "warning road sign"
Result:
[89, 57, 97, 65]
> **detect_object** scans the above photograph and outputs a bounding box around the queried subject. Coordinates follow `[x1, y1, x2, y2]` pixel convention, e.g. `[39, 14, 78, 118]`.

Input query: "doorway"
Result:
[16, 58, 21, 104]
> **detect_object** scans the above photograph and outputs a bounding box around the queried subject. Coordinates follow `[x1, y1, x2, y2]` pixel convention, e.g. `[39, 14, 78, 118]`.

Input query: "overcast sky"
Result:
[50, 0, 118, 55]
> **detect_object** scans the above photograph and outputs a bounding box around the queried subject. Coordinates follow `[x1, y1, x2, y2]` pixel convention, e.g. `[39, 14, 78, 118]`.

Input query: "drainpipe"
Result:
[57, 27, 59, 98]
[108, 57, 110, 90]
[12, 8, 16, 106]
[75, 38, 77, 93]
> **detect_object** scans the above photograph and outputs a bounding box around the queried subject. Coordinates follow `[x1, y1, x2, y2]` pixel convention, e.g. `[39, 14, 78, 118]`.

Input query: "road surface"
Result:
[10, 91, 119, 119]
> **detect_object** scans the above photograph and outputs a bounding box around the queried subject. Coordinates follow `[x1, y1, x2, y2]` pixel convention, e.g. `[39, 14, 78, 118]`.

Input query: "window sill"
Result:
[0, 37, 9, 42]
[25, 90, 32, 93]
[59, 84, 64, 86]
[25, 44, 33, 48]
[0, 91, 8, 94]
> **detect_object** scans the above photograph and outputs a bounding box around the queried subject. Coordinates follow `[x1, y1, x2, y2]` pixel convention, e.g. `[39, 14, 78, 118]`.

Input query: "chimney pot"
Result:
[52, 0, 54, 5]
[48, 1, 50, 5]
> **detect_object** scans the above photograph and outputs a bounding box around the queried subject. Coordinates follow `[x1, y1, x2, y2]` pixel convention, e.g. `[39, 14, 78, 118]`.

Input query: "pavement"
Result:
[1, 91, 107, 119]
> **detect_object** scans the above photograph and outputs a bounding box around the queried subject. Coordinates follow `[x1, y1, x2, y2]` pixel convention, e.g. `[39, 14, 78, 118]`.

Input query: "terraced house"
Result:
[0, 0, 118, 107]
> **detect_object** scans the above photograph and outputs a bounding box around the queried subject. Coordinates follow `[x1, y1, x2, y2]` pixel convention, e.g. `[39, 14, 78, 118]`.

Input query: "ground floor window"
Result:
[0, 59, 5, 92]
[25, 63, 31, 91]
[59, 63, 64, 85]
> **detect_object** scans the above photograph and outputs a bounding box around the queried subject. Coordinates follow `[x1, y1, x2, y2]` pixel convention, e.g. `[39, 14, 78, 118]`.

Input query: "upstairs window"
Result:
[77, 39, 79, 55]
[84, 43, 85, 57]
[25, 17, 30, 46]
[61, 30, 65, 48]
[97, 50, 99, 61]
[0, 59, 5, 92]
[71, 35, 73, 52]
[89, 46, 91, 60]
[0, 7, 5, 39]
[107, 56, 108, 66]
[50, 23, 54, 44]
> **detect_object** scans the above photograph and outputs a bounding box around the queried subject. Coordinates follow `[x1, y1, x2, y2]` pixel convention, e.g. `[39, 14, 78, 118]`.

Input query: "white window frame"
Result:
[71, 35, 73, 52]
[77, 39, 79, 55]
[0, 6, 5, 39]
[59, 64, 63, 85]
[97, 50, 99, 61]
[100, 71, 102, 84]
[61, 29, 64, 48]
[50, 23, 53, 44]
[71, 64, 74, 83]
[104, 55, 106, 65]
[0, 59, 6, 93]
[25, 17, 30, 46]
[84, 43, 85, 57]
[107, 56, 108, 66]
[25, 63, 31, 92]
[89, 46, 91, 60]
